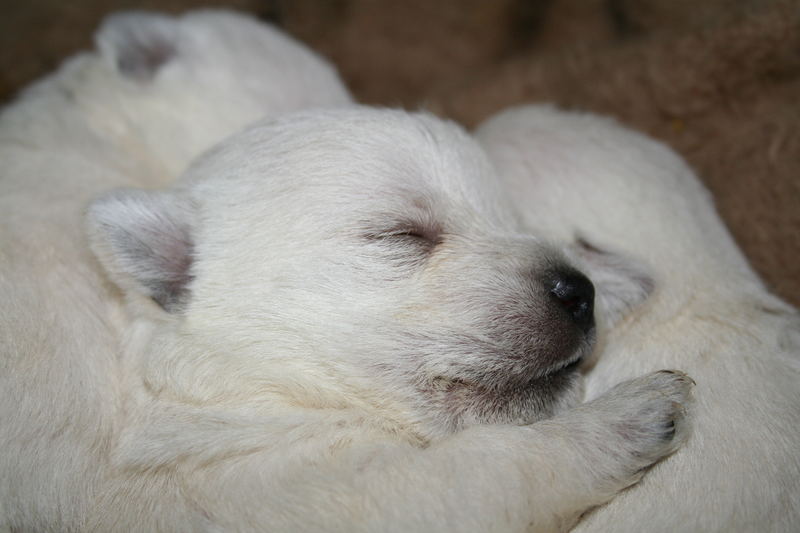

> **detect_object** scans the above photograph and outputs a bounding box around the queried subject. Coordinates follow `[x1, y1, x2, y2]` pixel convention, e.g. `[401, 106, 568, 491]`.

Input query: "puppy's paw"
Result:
[608, 370, 693, 462]
[578, 370, 694, 488]
[606, 370, 693, 468]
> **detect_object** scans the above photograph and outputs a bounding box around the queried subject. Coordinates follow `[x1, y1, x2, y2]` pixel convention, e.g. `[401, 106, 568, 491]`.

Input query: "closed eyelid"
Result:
[390, 218, 443, 244]
[363, 218, 444, 250]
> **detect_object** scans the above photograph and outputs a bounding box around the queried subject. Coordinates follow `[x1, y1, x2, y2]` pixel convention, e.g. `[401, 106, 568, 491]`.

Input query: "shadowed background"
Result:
[2, 0, 798, 305]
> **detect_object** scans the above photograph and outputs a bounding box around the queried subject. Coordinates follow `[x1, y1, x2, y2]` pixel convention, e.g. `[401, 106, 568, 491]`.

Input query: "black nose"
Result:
[549, 271, 595, 332]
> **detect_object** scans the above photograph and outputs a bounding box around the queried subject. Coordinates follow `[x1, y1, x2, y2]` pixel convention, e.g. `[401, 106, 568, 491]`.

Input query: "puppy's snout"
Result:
[548, 271, 595, 333]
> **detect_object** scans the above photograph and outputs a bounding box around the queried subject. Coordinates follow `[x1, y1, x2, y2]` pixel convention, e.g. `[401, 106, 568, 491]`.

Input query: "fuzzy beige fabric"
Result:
[429, 1, 800, 306]
[3, 0, 797, 304]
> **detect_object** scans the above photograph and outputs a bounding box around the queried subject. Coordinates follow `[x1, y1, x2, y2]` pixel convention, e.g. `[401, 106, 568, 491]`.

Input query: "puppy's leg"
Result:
[457, 369, 694, 532]
[104, 371, 691, 532]
[532, 370, 694, 506]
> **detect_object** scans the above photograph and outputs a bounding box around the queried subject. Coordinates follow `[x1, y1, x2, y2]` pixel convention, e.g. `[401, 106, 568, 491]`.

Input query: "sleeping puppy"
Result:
[0, 9, 349, 531]
[4, 9, 351, 188]
[81, 107, 693, 532]
[476, 105, 800, 532]
[1, 11, 692, 532]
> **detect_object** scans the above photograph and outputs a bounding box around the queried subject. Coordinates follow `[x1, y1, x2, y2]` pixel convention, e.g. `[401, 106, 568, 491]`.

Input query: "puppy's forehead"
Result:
[188, 108, 514, 225]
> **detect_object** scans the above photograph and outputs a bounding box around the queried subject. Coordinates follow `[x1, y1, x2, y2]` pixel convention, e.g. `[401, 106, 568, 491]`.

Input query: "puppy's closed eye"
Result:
[367, 221, 443, 253]
[386, 227, 442, 249]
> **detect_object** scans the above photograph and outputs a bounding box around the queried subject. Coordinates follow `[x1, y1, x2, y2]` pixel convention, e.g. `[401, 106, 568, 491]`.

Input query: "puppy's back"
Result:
[476, 105, 800, 532]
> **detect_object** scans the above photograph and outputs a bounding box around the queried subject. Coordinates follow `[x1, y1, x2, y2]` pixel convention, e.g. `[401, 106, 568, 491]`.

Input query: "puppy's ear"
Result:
[87, 189, 195, 312]
[95, 11, 178, 81]
[567, 237, 655, 329]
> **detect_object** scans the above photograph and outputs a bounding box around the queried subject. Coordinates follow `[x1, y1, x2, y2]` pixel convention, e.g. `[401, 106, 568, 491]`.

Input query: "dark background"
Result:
[3, 0, 798, 305]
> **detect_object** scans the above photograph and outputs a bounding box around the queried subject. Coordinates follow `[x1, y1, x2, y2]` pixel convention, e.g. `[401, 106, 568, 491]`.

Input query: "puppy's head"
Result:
[89, 10, 351, 175]
[474, 105, 753, 305]
[88, 108, 594, 436]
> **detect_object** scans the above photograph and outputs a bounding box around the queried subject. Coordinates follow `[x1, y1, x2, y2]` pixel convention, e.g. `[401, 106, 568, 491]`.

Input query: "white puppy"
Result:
[476, 105, 800, 532]
[2, 9, 351, 187]
[82, 107, 693, 532]
[1, 12, 693, 532]
[0, 9, 346, 531]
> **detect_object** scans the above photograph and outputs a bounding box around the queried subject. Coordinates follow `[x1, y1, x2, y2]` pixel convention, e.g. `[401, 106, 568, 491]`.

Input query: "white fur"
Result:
[1, 11, 694, 531]
[79, 107, 693, 531]
[476, 105, 800, 532]
[0, 9, 346, 531]
[2, 9, 351, 188]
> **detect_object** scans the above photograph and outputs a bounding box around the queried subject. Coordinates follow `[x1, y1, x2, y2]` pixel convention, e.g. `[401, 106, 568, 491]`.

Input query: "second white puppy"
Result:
[477, 105, 800, 532]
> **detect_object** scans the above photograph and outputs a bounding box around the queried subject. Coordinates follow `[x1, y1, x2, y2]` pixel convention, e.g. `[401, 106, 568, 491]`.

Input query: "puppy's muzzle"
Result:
[548, 270, 595, 334]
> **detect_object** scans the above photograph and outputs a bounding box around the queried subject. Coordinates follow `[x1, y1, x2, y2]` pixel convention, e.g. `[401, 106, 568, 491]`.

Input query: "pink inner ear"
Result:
[96, 13, 177, 82]
[145, 221, 194, 311]
[116, 38, 175, 81]
[89, 189, 195, 312]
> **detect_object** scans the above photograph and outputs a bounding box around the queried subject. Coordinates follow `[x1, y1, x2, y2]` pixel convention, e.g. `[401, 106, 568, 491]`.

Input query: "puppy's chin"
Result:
[396, 322, 596, 437]
[420, 362, 586, 435]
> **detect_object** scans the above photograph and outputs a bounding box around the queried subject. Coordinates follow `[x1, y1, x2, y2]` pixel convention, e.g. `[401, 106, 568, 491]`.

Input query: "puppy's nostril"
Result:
[549, 271, 595, 332]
